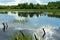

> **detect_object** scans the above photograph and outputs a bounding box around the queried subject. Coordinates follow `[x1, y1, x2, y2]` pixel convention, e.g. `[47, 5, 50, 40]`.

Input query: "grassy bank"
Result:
[0, 9, 42, 12]
[10, 33, 32, 40]
[0, 9, 60, 15]
[45, 9, 60, 13]
[0, 9, 60, 13]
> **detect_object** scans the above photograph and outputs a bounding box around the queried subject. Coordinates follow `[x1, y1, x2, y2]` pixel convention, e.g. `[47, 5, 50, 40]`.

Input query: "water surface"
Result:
[0, 11, 60, 40]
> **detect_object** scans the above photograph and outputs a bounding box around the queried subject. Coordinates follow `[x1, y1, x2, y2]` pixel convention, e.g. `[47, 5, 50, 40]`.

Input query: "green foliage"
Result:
[0, 1, 60, 9]
[47, 1, 60, 9]
[10, 33, 32, 40]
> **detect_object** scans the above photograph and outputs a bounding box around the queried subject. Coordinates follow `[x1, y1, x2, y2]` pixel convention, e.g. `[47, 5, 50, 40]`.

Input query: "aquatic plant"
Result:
[10, 32, 32, 40]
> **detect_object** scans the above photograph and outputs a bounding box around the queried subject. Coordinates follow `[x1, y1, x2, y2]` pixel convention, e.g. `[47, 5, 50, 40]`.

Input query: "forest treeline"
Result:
[0, 1, 60, 9]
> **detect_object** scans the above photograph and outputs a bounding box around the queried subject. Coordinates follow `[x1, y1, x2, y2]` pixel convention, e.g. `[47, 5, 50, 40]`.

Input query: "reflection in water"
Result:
[0, 11, 60, 40]
[8, 11, 28, 22]
[8, 11, 18, 17]
[48, 14, 60, 18]
[18, 12, 42, 17]
[0, 12, 7, 14]
[0, 11, 60, 18]
[18, 12, 60, 18]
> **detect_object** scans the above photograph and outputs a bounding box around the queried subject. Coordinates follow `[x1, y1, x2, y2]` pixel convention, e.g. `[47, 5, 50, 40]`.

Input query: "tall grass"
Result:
[10, 32, 32, 40]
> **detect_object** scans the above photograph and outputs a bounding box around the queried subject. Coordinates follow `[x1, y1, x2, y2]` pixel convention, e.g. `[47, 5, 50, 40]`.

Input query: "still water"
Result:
[0, 11, 60, 40]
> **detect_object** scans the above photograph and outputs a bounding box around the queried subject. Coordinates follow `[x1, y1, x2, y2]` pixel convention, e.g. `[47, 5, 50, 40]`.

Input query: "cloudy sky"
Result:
[0, 0, 60, 5]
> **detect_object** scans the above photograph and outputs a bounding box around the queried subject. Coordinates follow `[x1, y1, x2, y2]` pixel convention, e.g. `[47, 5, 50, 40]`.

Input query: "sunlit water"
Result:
[0, 12, 60, 40]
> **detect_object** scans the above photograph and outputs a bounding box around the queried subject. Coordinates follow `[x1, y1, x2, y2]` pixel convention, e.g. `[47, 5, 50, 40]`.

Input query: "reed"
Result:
[34, 34, 38, 40]
[10, 32, 32, 40]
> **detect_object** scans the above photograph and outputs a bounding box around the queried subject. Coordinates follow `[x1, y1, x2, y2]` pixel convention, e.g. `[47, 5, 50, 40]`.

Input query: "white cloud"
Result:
[0, 0, 16, 5]
[0, 0, 60, 5]
[0, 0, 29, 5]
[35, 0, 48, 4]
[35, 0, 41, 4]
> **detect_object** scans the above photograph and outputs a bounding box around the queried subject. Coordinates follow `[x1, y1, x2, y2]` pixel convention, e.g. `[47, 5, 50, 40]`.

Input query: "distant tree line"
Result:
[0, 1, 60, 9]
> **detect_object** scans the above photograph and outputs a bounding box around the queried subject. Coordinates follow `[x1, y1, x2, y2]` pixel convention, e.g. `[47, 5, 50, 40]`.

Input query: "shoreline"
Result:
[0, 9, 60, 15]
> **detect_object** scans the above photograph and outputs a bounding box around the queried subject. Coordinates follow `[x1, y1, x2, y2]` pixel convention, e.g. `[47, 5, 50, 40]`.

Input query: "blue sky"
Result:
[0, 0, 60, 5]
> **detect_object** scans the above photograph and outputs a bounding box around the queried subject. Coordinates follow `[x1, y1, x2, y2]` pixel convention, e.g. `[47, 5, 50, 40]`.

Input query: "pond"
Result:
[0, 11, 60, 40]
